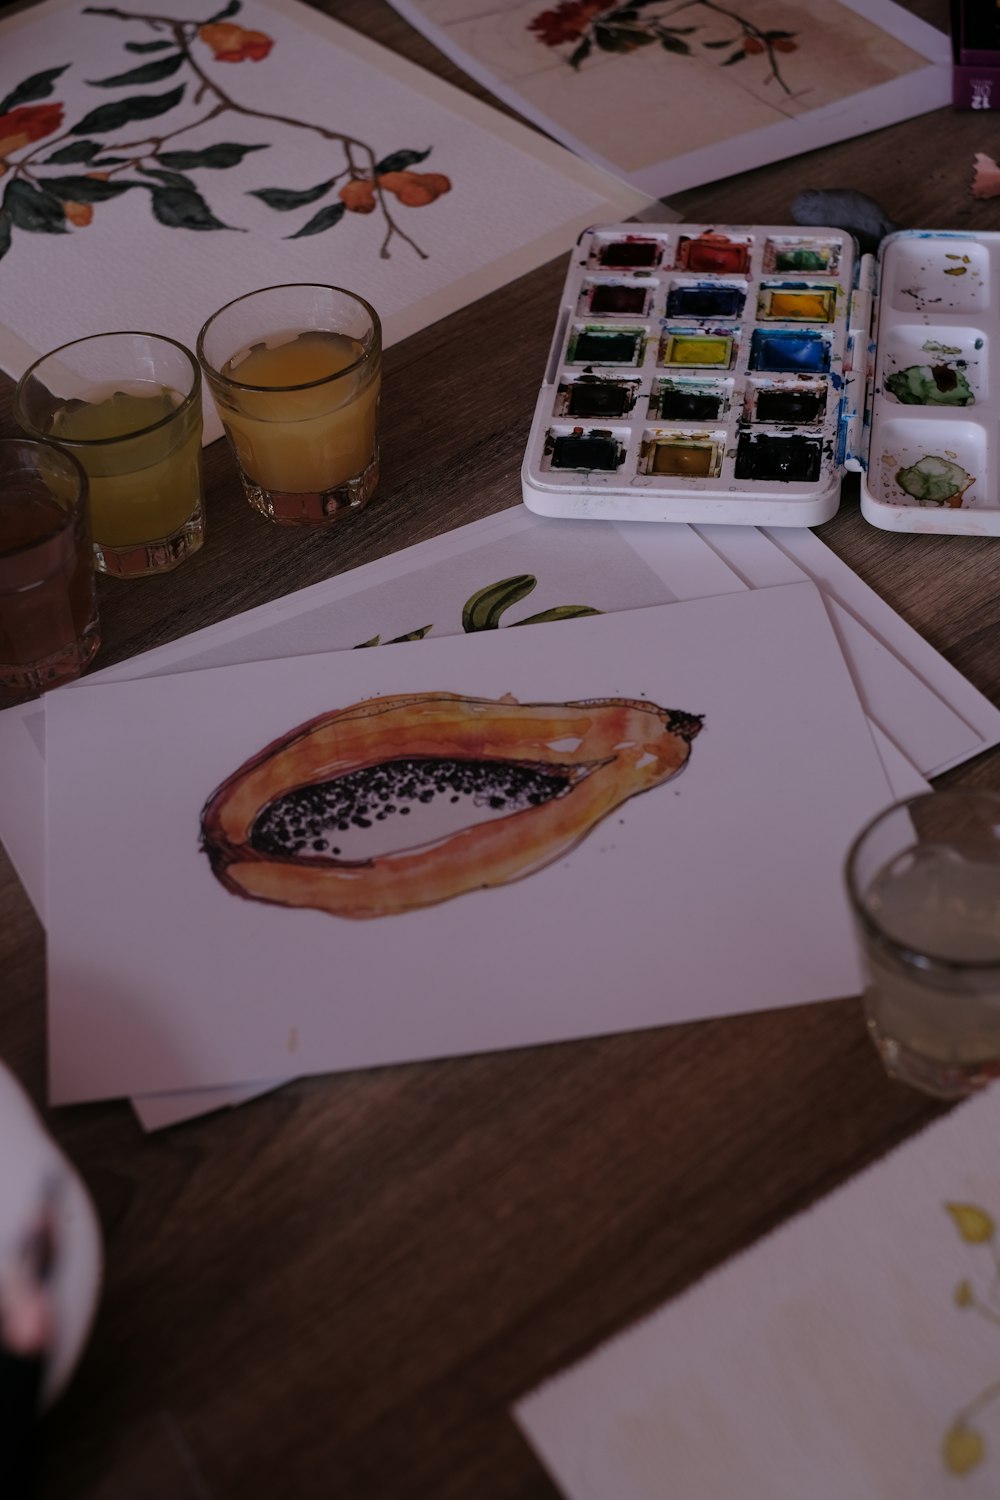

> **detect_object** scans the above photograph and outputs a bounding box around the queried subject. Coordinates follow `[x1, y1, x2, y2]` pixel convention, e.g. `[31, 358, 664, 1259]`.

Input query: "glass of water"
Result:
[845, 789, 1000, 1099]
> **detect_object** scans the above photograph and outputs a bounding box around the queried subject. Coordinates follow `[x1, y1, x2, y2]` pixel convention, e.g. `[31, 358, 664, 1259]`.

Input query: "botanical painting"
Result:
[386, 0, 947, 193]
[0, 0, 643, 416]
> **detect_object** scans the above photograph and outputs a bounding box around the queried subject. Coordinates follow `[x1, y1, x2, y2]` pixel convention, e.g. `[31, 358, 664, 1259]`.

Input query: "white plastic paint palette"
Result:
[521, 223, 854, 527]
[861, 231, 1000, 534]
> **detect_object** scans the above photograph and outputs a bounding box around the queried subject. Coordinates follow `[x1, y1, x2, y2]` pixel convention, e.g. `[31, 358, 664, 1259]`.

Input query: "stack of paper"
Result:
[2, 512, 998, 1131]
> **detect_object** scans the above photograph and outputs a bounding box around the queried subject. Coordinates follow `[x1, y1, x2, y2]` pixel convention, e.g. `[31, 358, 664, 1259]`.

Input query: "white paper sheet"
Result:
[45, 582, 892, 1104]
[516, 1085, 1000, 1500]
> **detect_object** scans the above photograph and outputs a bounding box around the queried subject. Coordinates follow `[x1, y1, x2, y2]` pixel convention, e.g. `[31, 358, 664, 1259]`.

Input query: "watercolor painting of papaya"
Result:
[200, 691, 703, 919]
[386, 0, 946, 194]
[944, 1200, 1000, 1477]
[0, 0, 450, 266]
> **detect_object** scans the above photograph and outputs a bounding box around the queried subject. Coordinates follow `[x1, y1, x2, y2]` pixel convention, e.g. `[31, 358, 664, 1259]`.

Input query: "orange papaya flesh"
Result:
[200, 692, 702, 919]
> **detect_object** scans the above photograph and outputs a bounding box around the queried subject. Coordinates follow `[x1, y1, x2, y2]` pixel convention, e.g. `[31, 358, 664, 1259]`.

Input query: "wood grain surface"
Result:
[3, 2, 1000, 1495]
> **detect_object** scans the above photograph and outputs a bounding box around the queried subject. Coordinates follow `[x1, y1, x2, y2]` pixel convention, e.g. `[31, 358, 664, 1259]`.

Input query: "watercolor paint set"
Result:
[521, 223, 1000, 535]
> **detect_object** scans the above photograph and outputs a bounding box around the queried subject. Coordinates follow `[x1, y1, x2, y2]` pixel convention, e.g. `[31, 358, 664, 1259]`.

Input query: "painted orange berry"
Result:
[772, 37, 796, 52]
[338, 178, 377, 214]
[198, 22, 273, 62]
[378, 170, 450, 207]
[63, 200, 94, 227]
[85, 170, 110, 181]
[742, 36, 765, 53]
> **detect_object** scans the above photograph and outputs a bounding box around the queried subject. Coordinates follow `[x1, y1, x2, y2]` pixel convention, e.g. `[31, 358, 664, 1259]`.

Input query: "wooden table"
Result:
[3, 2, 1000, 1494]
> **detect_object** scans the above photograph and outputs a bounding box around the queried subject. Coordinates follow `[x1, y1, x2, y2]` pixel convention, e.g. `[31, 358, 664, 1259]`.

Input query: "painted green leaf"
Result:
[249, 180, 336, 211]
[764, 30, 795, 41]
[512, 605, 602, 626]
[124, 40, 175, 53]
[569, 37, 592, 68]
[594, 25, 644, 52]
[70, 84, 186, 137]
[946, 1203, 995, 1243]
[139, 166, 196, 190]
[286, 201, 345, 238]
[92, 156, 129, 165]
[387, 625, 433, 643]
[0, 211, 12, 263]
[41, 174, 139, 201]
[87, 53, 184, 88]
[205, 0, 241, 19]
[722, 47, 747, 64]
[353, 634, 381, 649]
[158, 142, 268, 169]
[658, 33, 692, 54]
[703, 38, 736, 48]
[43, 140, 102, 164]
[462, 575, 537, 632]
[148, 184, 235, 230]
[0, 65, 70, 115]
[3, 180, 68, 233]
[374, 147, 431, 175]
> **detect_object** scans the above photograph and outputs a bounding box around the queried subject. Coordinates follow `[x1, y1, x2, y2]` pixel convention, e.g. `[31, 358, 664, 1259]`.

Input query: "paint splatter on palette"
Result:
[521, 223, 855, 526]
[861, 230, 1000, 535]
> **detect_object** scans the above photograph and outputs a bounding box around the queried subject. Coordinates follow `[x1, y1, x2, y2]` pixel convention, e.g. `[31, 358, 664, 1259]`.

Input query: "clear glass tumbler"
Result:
[197, 283, 381, 526]
[845, 789, 1000, 1099]
[15, 332, 204, 578]
[0, 438, 99, 703]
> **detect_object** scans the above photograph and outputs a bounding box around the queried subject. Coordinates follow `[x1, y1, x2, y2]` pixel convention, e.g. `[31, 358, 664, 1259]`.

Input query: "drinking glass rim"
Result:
[0, 437, 89, 560]
[195, 283, 381, 393]
[14, 332, 201, 448]
[844, 788, 1000, 973]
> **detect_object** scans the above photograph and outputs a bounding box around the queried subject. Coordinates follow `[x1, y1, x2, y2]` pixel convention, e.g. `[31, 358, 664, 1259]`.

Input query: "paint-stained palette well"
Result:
[522, 222, 852, 526]
[862, 230, 1000, 533]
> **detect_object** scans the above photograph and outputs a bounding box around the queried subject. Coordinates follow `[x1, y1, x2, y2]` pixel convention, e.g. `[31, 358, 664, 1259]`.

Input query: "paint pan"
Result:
[746, 378, 827, 425]
[734, 432, 823, 483]
[677, 232, 752, 274]
[654, 380, 729, 421]
[764, 237, 842, 274]
[560, 378, 639, 419]
[584, 280, 652, 317]
[749, 329, 831, 373]
[660, 330, 735, 368]
[641, 432, 724, 478]
[569, 326, 644, 365]
[546, 428, 624, 472]
[666, 283, 745, 318]
[757, 285, 837, 322]
[594, 236, 664, 269]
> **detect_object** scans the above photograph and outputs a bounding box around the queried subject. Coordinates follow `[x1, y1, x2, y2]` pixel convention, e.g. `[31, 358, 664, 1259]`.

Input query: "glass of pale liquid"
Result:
[0, 438, 100, 704]
[197, 284, 381, 526]
[846, 789, 1000, 1099]
[14, 333, 204, 578]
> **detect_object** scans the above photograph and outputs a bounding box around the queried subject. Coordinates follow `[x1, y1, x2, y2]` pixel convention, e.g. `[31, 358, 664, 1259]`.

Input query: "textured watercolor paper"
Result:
[0, 0, 647, 439]
[385, 0, 950, 198]
[516, 1084, 1000, 1500]
[45, 582, 893, 1103]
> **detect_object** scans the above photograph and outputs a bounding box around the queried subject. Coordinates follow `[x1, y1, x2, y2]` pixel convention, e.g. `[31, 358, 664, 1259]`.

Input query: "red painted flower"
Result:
[197, 22, 274, 62]
[528, 0, 615, 47]
[0, 101, 64, 158]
